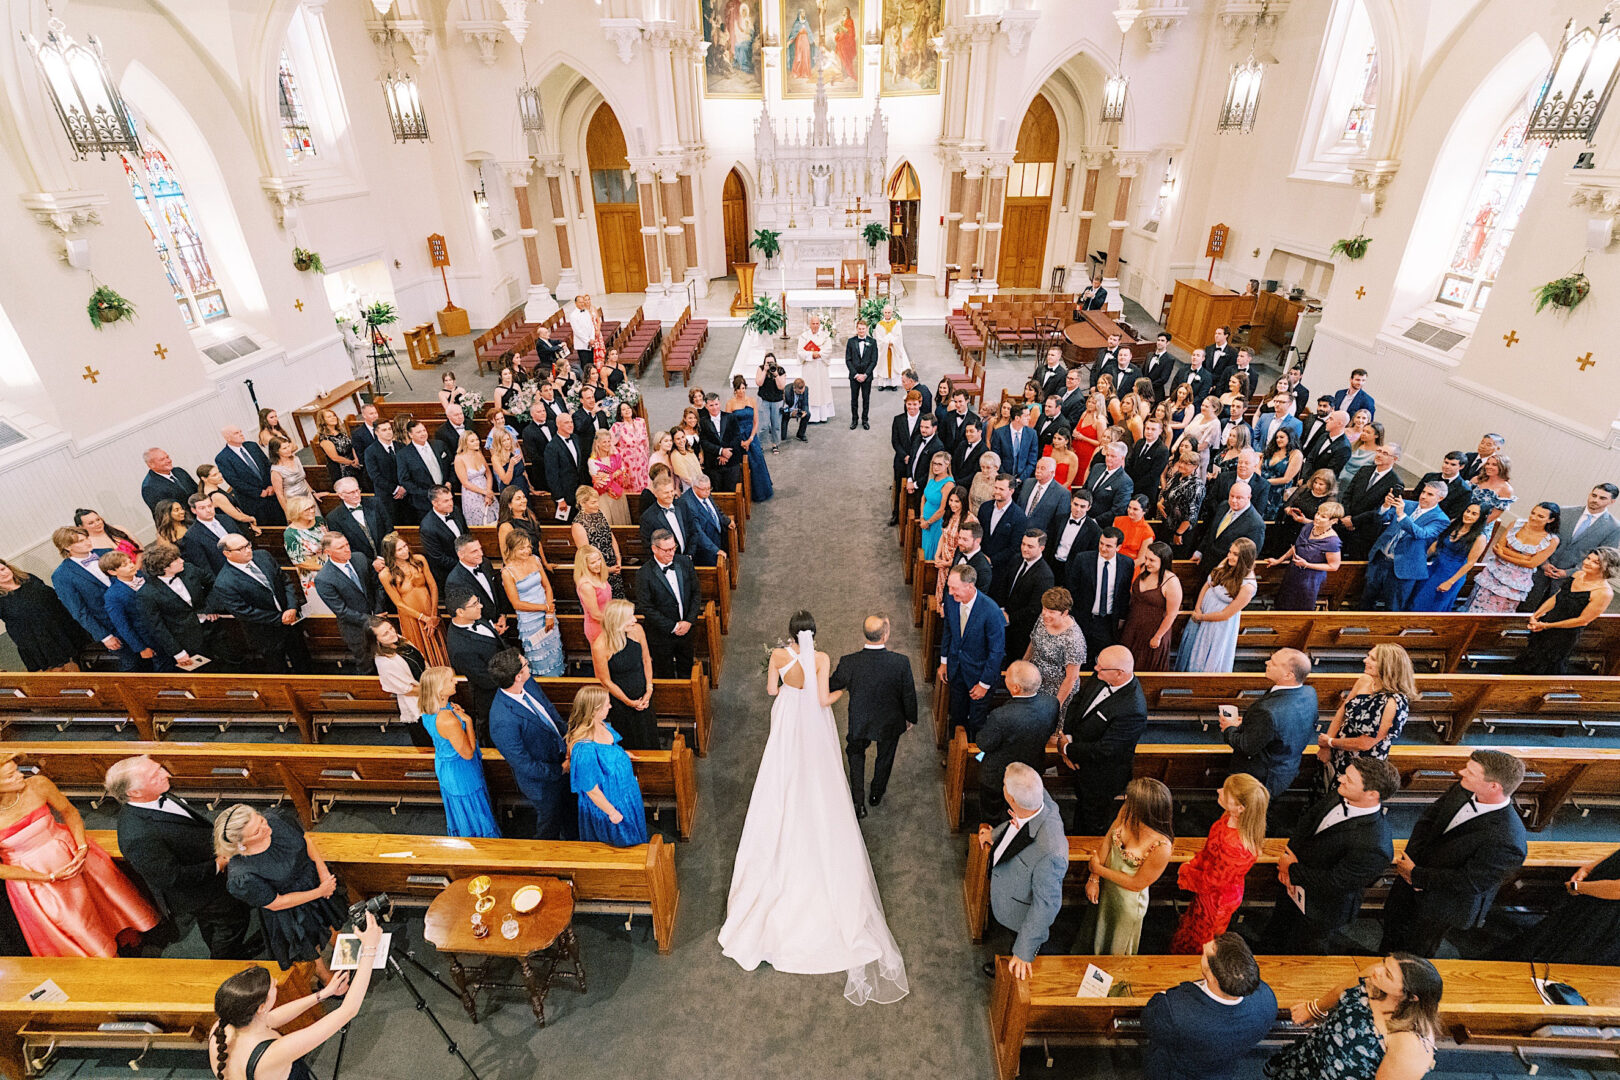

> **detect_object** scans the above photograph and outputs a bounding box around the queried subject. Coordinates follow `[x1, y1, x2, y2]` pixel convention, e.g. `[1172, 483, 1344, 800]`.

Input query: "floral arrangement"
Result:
[744, 292, 786, 337]
[457, 389, 486, 417]
[808, 307, 838, 340]
[292, 247, 325, 273]
[858, 296, 895, 326]
[87, 284, 136, 329]
[362, 301, 399, 328]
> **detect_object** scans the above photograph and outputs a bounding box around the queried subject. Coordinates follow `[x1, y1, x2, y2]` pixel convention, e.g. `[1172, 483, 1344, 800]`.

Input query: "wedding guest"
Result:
[216, 425, 279, 526]
[977, 473, 1027, 570]
[0, 558, 87, 671]
[919, 451, 957, 560]
[977, 762, 1066, 981]
[378, 532, 447, 667]
[350, 401, 382, 460]
[938, 564, 1006, 741]
[1409, 503, 1489, 611]
[1112, 494, 1156, 562]
[445, 591, 505, 737]
[566, 685, 649, 847]
[1516, 547, 1620, 674]
[636, 531, 700, 679]
[1338, 417, 1381, 488]
[1267, 500, 1344, 610]
[52, 526, 133, 669]
[588, 429, 633, 526]
[1269, 467, 1339, 557]
[139, 542, 227, 672]
[1362, 481, 1453, 611]
[324, 478, 387, 571]
[501, 532, 566, 678]
[974, 662, 1058, 825]
[313, 532, 382, 672]
[1023, 587, 1086, 712]
[640, 473, 705, 562]
[1408, 450, 1473, 520]
[669, 427, 705, 489]
[281, 496, 329, 615]
[1318, 644, 1414, 790]
[1468, 452, 1517, 523]
[1078, 777, 1174, 955]
[400, 421, 456, 521]
[0, 753, 157, 956]
[74, 508, 140, 561]
[574, 546, 613, 644]
[256, 408, 291, 452]
[434, 403, 472, 457]
[1126, 419, 1171, 508]
[489, 426, 525, 495]
[1142, 934, 1277, 1080]
[1060, 645, 1149, 835]
[418, 485, 468, 590]
[998, 530, 1054, 663]
[454, 431, 497, 527]
[210, 535, 310, 675]
[100, 551, 156, 671]
[1465, 503, 1559, 611]
[1068, 527, 1133, 662]
[496, 487, 542, 569]
[213, 804, 346, 977]
[1176, 539, 1258, 673]
[418, 666, 500, 838]
[1048, 489, 1100, 581]
[612, 400, 651, 491]
[267, 438, 315, 517]
[1257, 427, 1304, 519]
[194, 465, 263, 539]
[592, 599, 658, 750]
[139, 446, 198, 513]
[1041, 427, 1083, 488]
[1267, 955, 1441, 1080]
[962, 442, 997, 504]
[1169, 773, 1267, 954]
[1119, 541, 1181, 673]
[1503, 844, 1620, 965]
[362, 420, 409, 525]
[365, 616, 430, 744]
[314, 409, 363, 483]
[1158, 447, 1206, 552]
[487, 649, 574, 840]
[1523, 483, 1620, 610]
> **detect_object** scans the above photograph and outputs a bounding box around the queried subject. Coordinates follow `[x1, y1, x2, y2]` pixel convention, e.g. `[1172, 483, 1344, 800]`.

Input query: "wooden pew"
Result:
[15, 736, 696, 840]
[0, 958, 300, 1079]
[941, 729, 1620, 831]
[988, 955, 1620, 1080]
[960, 834, 1612, 942]
[89, 830, 680, 956]
[0, 667, 714, 756]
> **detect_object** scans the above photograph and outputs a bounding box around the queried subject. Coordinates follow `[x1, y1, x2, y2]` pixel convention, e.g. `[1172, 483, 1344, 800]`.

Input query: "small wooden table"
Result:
[422, 874, 584, 1027]
[290, 378, 373, 447]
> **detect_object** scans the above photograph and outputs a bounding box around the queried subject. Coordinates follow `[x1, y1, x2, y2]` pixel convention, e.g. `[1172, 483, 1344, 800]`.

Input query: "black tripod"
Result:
[331, 939, 481, 1080]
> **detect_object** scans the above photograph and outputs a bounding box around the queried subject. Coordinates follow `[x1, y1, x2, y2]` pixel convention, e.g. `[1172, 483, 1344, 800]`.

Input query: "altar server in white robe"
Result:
[872, 304, 908, 391]
[797, 313, 836, 424]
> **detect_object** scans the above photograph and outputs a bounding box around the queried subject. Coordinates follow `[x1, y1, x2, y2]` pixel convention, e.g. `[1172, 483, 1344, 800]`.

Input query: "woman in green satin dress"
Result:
[1077, 778, 1175, 955]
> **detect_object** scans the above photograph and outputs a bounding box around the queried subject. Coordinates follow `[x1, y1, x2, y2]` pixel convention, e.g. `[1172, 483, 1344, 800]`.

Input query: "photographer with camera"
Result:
[209, 911, 383, 1080]
[214, 804, 349, 983]
[755, 352, 785, 454]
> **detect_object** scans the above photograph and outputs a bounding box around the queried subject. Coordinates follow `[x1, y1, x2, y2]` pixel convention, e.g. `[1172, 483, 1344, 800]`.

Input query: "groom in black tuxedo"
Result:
[846, 321, 880, 430]
[829, 615, 918, 819]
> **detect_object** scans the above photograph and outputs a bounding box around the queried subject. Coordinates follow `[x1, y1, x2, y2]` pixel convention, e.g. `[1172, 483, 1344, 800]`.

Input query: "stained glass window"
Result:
[120, 147, 229, 327]
[1435, 109, 1550, 312]
[1342, 47, 1378, 142]
[278, 50, 316, 162]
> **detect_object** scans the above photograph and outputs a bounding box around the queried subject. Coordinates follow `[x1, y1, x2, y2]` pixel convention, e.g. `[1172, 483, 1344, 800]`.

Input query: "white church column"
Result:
[545, 161, 583, 303]
[679, 174, 706, 296]
[503, 161, 559, 321]
[1102, 153, 1145, 315]
[1070, 150, 1105, 288]
[978, 158, 1012, 293]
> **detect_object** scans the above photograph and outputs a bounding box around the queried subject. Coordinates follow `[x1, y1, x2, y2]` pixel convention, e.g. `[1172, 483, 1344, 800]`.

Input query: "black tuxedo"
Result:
[1206, 469, 1262, 517]
[953, 439, 989, 483]
[1261, 794, 1394, 954]
[542, 432, 590, 517]
[115, 796, 259, 958]
[1143, 350, 1176, 396]
[698, 410, 742, 489]
[998, 556, 1055, 662]
[891, 412, 924, 489]
[1034, 412, 1066, 449]
[1015, 477, 1069, 539]
[179, 518, 242, 575]
[418, 508, 469, 591]
[640, 499, 703, 560]
[1057, 386, 1088, 424]
[1082, 463, 1134, 522]
[1306, 433, 1352, 480]
[1090, 348, 1121, 388]
[1067, 551, 1133, 662]
[846, 335, 879, 423]
[1170, 365, 1213, 405]
[139, 567, 231, 669]
[141, 468, 198, 513]
[350, 421, 379, 462]
[1195, 506, 1267, 568]
[520, 417, 554, 489]
[446, 619, 503, 734]
[829, 645, 918, 805]
[1061, 675, 1149, 833]
[325, 500, 389, 564]
[938, 409, 980, 452]
[976, 693, 1060, 822]
[1035, 365, 1067, 400]
[1460, 451, 1491, 484]
[636, 556, 701, 678]
[396, 440, 455, 520]
[1212, 359, 1253, 400]
[433, 422, 472, 462]
[313, 558, 382, 669]
[1380, 783, 1528, 956]
[447, 561, 508, 620]
[208, 552, 309, 673]
[1125, 440, 1170, 508]
[906, 434, 945, 500]
[1111, 364, 1144, 399]
[213, 442, 278, 524]
[1338, 467, 1403, 560]
[364, 440, 409, 523]
[1222, 684, 1318, 798]
[1048, 515, 1101, 578]
[1205, 344, 1237, 376]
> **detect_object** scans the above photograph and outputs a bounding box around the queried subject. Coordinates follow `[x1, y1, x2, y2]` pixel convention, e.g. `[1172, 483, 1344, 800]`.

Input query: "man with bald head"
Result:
[830, 614, 918, 818]
[1059, 644, 1149, 834]
[1217, 648, 1318, 804]
[1191, 480, 1266, 574]
[975, 661, 1059, 825]
[213, 425, 280, 525]
[1304, 409, 1354, 479]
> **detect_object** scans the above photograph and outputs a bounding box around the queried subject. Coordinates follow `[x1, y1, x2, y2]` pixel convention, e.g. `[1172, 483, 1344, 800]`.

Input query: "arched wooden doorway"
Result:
[586, 103, 646, 293]
[887, 162, 921, 273]
[722, 168, 749, 274]
[997, 94, 1058, 290]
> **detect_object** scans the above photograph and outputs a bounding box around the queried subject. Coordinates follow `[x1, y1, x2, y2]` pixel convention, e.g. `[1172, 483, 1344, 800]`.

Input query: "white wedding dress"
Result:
[718, 631, 909, 1005]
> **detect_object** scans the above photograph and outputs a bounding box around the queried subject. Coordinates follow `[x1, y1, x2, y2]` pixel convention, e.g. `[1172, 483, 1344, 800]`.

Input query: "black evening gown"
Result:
[225, 811, 348, 965]
[1509, 849, 1620, 965]
[607, 636, 659, 750]
[0, 577, 89, 670]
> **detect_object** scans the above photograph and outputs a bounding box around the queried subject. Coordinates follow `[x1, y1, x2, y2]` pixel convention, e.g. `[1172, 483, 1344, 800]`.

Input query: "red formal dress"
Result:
[0, 805, 158, 956]
[1168, 815, 1257, 954]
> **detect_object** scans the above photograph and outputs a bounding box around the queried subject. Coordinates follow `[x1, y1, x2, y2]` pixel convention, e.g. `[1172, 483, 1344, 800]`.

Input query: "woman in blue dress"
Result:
[1409, 503, 1489, 612]
[418, 667, 501, 838]
[1174, 539, 1259, 673]
[1257, 427, 1303, 520]
[918, 451, 955, 560]
[726, 376, 773, 502]
[566, 685, 649, 847]
[499, 532, 566, 677]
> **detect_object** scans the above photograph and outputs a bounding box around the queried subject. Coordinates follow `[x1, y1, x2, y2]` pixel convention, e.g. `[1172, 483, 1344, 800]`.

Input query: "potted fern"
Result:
[1533, 269, 1591, 315]
[752, 228, 782, 268]
[862, 220, 889, 256]
[744, 293, 786, 341]
[87, 284, 136, 329]
[292, 247, 325, 273]
[1330, 234, 1371, 261]
[362, 300, 399, 329]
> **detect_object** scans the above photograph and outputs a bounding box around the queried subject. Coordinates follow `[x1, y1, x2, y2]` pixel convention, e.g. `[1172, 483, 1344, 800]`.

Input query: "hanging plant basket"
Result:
[1533, 271, 1591, 315]
[1330, 234, 1371, 261]
[87, 285, 136, 330]
[862, 221, 890, 251]
[292, 247, 325, 273]
[752, 228, 781, 267]
[744, 293, 786, 337]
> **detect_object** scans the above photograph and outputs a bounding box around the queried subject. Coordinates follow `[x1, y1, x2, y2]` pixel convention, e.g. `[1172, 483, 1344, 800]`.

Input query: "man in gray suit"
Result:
[1522, 483, 1620, 610]
[977, 762, 1066, 980]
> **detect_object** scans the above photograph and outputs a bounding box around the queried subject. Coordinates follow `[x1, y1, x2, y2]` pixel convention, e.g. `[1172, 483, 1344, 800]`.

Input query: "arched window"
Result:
[278, 50, 316, 162]
[1341, 46, 1378, 145]
[120, 146, 229, 327]
[1435, 108, 1550, 313]
[1292, 0, 1381, 179]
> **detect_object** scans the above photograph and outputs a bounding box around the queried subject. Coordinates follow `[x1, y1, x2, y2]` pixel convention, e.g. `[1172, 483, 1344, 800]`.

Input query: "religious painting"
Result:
[782, 0, 864, 99]
[701, 0, 764, 99]
[879, 0, 941, 96]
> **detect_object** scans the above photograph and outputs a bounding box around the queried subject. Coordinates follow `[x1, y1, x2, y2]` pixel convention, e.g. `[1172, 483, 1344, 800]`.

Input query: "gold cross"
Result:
[152, 343, 168, 360]
[294, 299, 304, 312]
[1577, 351, 1596, 371]
[81, 365, 101, 384]
[1502, 330, 1520, 348]
[1354, 286, 1366, 300]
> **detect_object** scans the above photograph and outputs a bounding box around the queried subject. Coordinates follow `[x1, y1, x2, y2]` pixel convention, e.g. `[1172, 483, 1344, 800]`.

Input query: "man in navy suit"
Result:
[324, 478, 388, 570]
[989, 407, 1037, 480]
[678, 473, 733, 565]
[977, 474, 1028, 571]
[1141, 934, 1277, 1080]
[900, 369, 932, 416]
[1336, 442, 1405, 560]
[1090, 333, 1123, 389]
[363, 420, 409, 527]
[418, 486, 468, 590]
[1216, 649, 1318, 802]
[1363, 482, 1452, 611]
[140, 447, 198, 513]
[214, 425, 280, 526]
[49, 526, 135, 670]
[1082, 441, 1134, 523]
[312, 532, 382, 672]
[1057, 367, 1088, 425]
[641, 473, 707, 562]
[1067, 527, 1132, 664]
[937, 563, 1005, 741]
[1190, 482, 1266, 573]
[180, 493, 244, 575]
[208, 534, 309, 674]
[397, 420, 455, 521]
[1330, 368, 1376, 420]
[487, 649, 574, 839]
[1015, 458, 1068, 539]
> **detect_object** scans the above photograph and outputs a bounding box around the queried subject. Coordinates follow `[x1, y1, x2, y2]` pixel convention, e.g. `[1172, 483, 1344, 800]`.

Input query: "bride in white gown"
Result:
[718, 614, 909, 1005]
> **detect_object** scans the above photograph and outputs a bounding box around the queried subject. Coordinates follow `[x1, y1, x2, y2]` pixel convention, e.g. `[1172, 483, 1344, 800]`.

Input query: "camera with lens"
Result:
[346, 893, 393, 929]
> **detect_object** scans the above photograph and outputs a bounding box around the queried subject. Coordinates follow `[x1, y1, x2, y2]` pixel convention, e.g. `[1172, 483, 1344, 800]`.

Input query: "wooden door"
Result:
[722, 170, 749, 274]
[595, 205, 647, 293]
[999, 203, 1049, 290]
[888, 200, 919, 273]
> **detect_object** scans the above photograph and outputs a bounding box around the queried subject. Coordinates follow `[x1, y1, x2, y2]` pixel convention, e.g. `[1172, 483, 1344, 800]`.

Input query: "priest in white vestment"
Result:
[797, 314, 835, 423]
[871, 304, 907, 390]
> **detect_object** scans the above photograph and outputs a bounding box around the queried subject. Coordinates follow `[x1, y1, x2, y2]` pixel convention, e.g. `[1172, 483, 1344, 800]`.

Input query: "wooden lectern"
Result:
[1166, 279, 1247, 354]
[730, 262, 757, 316]
[428, 233, 471, 337]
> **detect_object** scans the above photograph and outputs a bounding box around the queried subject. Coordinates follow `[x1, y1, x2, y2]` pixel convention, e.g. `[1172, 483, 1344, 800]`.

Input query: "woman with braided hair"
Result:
[207, 912, 382, 1080]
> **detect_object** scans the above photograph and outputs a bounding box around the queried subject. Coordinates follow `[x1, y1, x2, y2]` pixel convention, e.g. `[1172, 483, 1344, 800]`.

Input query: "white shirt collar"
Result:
[863, 643, 886, 650]
[1196, 980, 1244, 1006]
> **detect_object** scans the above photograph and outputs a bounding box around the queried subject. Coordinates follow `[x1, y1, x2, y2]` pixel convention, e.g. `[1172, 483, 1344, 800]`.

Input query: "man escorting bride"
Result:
[718, 612, 910, 1005]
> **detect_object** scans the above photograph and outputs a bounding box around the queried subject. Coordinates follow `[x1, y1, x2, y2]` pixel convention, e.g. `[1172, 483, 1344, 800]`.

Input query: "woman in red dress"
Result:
[1168, 772, 1268, 954]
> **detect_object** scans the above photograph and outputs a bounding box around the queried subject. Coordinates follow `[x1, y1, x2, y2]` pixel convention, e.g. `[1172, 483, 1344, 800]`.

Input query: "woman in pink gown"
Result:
[612, 402, 651, 495]
[0, 755, 157, 956]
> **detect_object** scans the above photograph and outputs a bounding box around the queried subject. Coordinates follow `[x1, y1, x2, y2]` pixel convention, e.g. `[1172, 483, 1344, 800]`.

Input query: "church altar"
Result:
[727, 289, 863, 388]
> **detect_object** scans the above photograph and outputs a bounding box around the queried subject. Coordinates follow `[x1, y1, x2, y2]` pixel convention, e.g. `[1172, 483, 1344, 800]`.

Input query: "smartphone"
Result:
[974, 751, 985, 762]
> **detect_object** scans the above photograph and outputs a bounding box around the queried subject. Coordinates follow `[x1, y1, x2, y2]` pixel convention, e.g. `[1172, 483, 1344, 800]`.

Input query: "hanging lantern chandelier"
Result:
[1525, 4, 1620, 144]
[516, 42, 544, 136]
[378, 21, 428, 143]
[23, 4, 141, 160]
[1217, 1, 1269, 134]
[1101, 30, 1129, 125]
